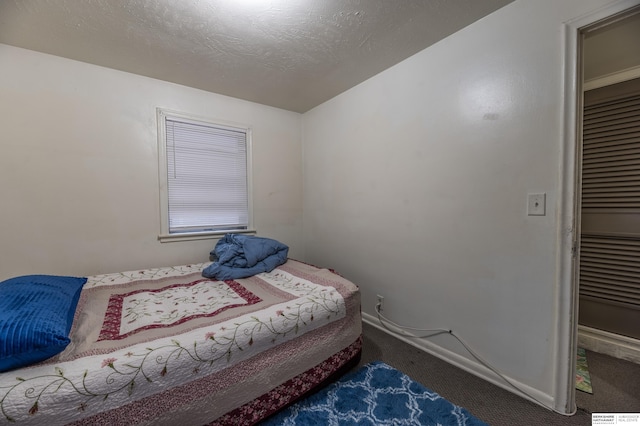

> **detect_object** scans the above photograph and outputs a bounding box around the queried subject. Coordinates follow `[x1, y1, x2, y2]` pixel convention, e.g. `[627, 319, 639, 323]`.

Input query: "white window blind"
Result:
[163, 114, 249, 234]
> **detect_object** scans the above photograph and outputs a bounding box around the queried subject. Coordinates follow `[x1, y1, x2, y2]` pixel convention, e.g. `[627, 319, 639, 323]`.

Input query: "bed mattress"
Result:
[0, 259, 361, 425]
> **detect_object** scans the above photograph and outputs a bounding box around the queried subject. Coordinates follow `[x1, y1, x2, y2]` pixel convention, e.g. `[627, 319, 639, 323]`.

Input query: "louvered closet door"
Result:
[580, 77, 640, 340]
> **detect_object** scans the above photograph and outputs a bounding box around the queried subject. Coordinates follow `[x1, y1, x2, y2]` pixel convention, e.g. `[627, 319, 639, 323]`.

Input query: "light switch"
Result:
[527, 193, 546, 216]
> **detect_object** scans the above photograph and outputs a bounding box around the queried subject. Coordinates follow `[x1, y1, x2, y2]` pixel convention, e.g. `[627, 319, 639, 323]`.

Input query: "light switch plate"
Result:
[527, 193, 546, 216]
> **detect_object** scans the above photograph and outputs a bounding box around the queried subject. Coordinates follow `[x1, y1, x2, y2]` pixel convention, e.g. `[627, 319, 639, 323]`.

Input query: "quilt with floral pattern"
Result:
[0, 259, 362, 426]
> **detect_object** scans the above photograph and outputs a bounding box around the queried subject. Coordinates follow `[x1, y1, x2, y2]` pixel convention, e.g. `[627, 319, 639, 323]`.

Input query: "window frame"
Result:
[156, 108, 254, 242]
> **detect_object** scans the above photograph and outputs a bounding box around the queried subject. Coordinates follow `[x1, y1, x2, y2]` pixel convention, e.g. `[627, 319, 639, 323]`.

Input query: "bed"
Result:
[0, 258, 362, 425]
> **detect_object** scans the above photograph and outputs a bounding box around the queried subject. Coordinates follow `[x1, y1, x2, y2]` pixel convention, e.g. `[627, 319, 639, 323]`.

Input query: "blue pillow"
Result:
[0, 275, 87, 372]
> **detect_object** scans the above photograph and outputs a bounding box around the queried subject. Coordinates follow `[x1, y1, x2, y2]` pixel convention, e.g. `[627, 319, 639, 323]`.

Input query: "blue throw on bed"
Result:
[202, 234, 289, 280]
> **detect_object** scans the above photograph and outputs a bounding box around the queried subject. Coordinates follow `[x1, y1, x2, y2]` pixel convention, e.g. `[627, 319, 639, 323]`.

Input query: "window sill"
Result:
[158, 229, 257, 243]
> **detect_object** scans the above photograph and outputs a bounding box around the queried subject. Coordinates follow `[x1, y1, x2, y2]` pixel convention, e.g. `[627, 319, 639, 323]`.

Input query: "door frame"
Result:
[557, 0, 640, 414]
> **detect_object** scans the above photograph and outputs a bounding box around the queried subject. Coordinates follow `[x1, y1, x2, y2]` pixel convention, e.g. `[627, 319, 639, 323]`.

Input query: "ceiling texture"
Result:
[0, 0, 513, 113]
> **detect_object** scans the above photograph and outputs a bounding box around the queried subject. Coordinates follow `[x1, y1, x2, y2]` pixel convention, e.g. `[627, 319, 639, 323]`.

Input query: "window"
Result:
[157, 109, 252, 241]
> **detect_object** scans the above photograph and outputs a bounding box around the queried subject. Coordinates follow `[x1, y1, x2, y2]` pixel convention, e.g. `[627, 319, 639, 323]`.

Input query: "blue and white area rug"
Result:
[261, 361, 488, 425]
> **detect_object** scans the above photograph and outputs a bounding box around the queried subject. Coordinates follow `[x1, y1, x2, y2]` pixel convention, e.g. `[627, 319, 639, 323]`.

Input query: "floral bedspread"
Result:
[0, 260, 353, 425]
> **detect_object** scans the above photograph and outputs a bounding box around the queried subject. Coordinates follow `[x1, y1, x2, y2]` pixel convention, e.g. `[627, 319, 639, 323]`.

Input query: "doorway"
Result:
[557, 1, 640, 415]
[577, 7, 640, 359]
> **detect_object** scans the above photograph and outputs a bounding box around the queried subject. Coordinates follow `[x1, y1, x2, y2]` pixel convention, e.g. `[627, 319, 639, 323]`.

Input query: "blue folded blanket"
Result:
[202, 234, 289, 280]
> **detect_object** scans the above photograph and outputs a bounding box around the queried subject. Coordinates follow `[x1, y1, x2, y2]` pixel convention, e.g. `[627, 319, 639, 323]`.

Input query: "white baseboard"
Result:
[578, 325, 640, 364]
[361, 312, 557, 412]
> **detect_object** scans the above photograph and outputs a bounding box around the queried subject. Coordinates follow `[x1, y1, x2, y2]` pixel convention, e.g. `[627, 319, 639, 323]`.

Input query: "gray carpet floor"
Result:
[357, 321, 640, 426]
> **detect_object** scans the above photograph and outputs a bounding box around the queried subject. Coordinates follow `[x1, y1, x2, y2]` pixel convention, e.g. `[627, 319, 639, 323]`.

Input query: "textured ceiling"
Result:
[0, 0, 513, 113]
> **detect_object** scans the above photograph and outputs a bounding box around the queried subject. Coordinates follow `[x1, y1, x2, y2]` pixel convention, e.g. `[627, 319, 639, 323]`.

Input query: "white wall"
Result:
[301, 0, 621, 410]
[0, 44, 303, 280]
